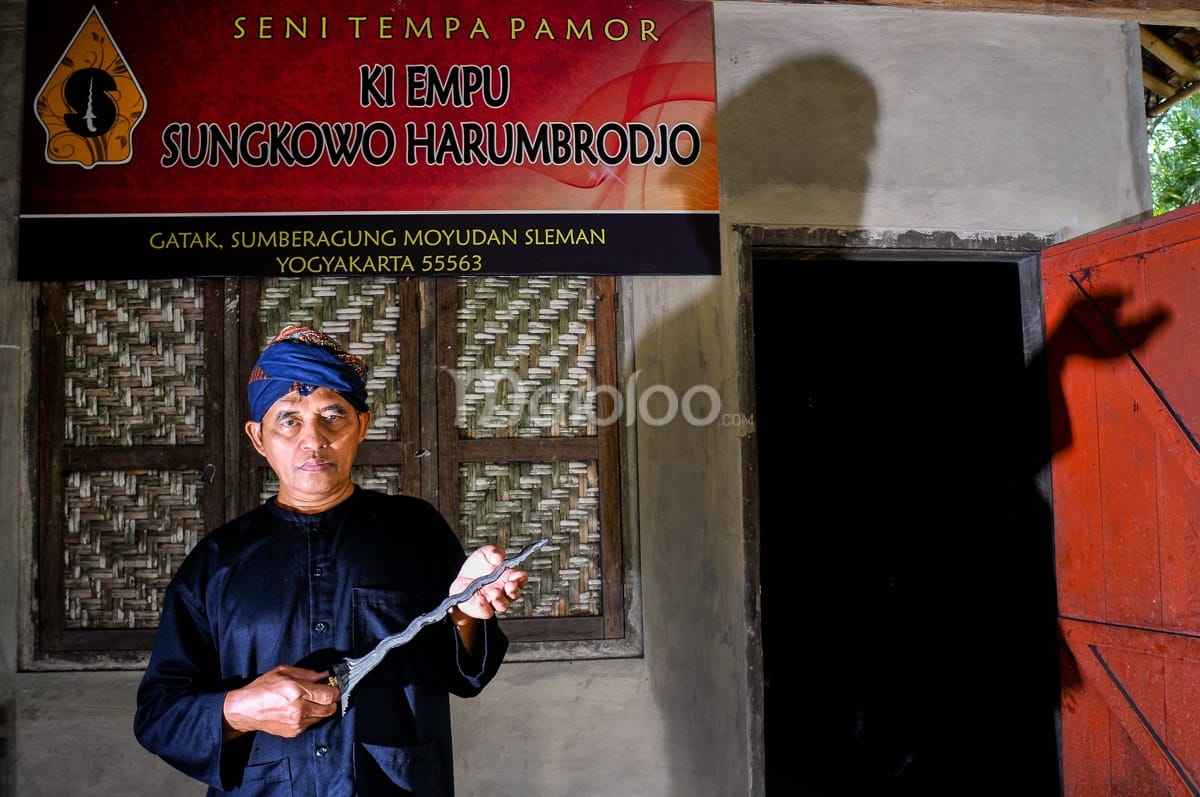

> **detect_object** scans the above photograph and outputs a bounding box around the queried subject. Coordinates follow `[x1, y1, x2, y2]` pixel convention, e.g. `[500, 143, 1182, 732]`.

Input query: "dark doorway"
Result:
[753, 257, 1061, 796]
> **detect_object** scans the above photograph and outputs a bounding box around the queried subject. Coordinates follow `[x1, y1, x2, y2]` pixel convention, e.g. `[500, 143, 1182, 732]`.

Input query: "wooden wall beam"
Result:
[755, 1, 1200, 27]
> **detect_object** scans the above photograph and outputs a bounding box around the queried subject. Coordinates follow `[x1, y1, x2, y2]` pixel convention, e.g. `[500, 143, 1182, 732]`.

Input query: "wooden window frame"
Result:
[31, 275, 627, 666]
[34, 281, 228, 662]
[435, 277, 626, 644]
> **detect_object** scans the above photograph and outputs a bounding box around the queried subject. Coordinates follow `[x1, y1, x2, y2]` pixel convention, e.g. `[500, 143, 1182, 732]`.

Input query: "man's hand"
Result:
[222, 664, 340, 740]
[449, 545, 529, 622]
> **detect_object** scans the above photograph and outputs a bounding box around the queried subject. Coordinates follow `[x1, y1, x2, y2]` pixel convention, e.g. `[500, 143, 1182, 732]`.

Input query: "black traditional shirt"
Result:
[134, 487, 509, 796]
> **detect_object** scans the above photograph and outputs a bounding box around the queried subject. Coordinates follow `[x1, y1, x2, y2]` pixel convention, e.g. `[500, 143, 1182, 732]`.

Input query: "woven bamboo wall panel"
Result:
[260, 277, 405, 441]
[459, 460, 601, 617]
[456, 276, 597, 439]
[64, 280, 205, 446]
[259, 465, 405, 504]
[62, 469, 205, 629]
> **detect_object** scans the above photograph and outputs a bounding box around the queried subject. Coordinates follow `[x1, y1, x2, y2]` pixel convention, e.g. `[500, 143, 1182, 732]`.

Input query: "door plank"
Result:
[1061, 619, 1200, 796]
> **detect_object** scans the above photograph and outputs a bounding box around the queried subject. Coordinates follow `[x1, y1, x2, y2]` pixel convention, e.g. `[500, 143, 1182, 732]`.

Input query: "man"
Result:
[135, 325, 527, 796]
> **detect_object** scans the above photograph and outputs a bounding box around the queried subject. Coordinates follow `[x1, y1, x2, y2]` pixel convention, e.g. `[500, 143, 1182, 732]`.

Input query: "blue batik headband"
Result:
[246, 325, 369, 422]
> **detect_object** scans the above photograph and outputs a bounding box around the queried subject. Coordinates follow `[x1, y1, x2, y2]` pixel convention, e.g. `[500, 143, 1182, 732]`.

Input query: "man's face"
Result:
[245, 386, 372, 513]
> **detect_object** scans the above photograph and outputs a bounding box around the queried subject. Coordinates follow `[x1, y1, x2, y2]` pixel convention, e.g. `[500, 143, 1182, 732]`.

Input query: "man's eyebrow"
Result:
[271, 402, 348, 421]
[271, 407, 300, 421]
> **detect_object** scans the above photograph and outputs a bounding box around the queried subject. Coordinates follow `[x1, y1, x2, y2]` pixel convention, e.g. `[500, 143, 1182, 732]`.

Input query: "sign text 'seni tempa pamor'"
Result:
[18, 1, 720, 280]
[230, 15, 664, 43]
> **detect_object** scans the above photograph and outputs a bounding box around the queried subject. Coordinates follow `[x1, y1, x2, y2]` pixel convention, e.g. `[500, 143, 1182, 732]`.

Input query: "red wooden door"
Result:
[1043, 202, 1200, 796]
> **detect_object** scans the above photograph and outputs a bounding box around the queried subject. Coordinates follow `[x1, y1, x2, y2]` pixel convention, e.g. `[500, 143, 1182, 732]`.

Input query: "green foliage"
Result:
[1148, 92, 1200, 215]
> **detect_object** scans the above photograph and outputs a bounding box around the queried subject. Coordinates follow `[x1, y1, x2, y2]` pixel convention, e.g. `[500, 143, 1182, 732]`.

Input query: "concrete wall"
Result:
[0, 2, 1148, 795]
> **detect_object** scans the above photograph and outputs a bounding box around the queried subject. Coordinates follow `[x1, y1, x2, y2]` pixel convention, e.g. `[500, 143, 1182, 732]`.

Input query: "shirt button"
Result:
[313, 621, 328, 632]
[315, 745, 329, 757]
[312, 567, 323, 577]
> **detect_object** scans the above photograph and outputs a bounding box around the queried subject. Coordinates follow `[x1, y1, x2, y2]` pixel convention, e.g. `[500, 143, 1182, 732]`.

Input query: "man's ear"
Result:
[357, 411, 373, 442]
[244, 420, 266, 454]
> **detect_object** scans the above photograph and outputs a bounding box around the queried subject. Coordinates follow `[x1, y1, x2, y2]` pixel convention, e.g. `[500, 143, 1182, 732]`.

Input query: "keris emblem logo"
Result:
[35, 8, 145, 169]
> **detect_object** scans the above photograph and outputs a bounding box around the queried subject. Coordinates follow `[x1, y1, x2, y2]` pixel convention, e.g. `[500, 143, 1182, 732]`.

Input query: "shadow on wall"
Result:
[719, 55, 877, 214]
[638, 56, 878, 797]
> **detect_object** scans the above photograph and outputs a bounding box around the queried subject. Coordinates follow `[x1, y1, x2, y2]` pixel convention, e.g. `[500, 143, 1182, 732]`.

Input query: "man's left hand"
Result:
[449, 545, 529, 621]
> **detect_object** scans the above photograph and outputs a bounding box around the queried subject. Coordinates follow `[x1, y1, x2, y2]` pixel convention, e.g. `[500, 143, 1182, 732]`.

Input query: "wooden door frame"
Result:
[732, 223, 1059, 797]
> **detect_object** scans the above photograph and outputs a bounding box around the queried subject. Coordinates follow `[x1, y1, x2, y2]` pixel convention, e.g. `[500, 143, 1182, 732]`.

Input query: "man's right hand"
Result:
[222, 664, 340, 740]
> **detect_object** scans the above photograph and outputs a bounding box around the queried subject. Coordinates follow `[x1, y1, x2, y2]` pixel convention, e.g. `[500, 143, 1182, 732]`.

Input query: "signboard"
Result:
[18, 1, 719, 279]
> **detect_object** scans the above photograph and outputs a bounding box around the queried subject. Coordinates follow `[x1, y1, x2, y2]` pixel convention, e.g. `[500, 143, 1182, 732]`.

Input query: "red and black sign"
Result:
[19, 1, 719, 279]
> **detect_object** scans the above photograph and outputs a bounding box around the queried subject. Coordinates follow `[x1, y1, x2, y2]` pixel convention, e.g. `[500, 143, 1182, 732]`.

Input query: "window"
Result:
[31, 275, 626, 667]
[35, 280, 226, 663]
[436, 277, 624, 643]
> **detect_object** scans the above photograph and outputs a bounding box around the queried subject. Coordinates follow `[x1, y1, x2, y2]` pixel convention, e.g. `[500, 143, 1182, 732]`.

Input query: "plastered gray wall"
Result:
[0, 2, 1148, 795]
